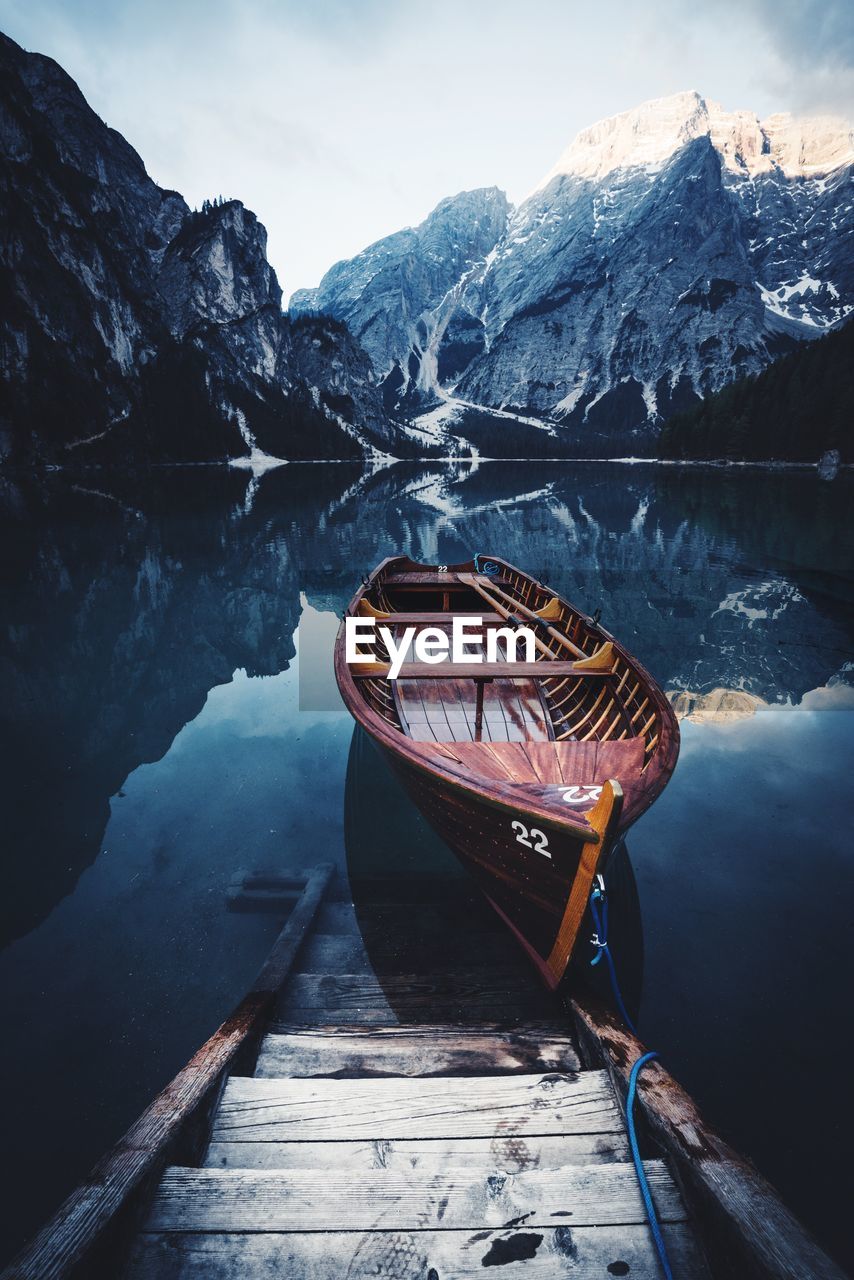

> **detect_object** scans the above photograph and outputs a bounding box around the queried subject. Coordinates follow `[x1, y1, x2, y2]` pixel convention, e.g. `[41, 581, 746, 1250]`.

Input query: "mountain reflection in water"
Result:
[0, 459, 852, 1269]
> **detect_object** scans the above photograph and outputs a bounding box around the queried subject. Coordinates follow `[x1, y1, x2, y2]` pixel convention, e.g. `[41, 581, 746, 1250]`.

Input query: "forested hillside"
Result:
[658, 319, 853, 462]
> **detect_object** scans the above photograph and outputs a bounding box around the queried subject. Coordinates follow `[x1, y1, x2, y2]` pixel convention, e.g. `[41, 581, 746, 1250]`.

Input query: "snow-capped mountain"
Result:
[0, 32, 398, 465]
[293, 91, 854, 447]
[291, 188, 510, 411]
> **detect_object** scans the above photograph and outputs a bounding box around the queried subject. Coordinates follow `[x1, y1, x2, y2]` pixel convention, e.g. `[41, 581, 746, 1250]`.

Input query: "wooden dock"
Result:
[3, 869, 846, 1280]
[124, 872, 709, 1279]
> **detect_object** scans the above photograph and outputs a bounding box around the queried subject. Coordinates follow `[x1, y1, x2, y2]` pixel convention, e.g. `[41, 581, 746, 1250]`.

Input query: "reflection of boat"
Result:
[335, 554, 677, 988]
[344, 725, 644, 1022]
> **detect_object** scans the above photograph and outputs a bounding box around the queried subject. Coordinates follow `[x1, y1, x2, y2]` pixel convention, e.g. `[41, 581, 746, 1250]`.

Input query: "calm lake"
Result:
[1, 460, 852, 1269]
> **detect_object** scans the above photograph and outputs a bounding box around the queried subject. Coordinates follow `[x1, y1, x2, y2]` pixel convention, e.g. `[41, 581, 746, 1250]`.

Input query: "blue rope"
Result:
[472, 552, 499, 575]
[627, 1053, 673, 1280]
[590, 885, 673, 1280]
[589, 887, 636, 1034]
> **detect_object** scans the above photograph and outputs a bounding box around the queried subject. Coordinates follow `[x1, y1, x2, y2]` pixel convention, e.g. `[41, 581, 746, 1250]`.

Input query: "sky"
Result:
[2, 0, 852, 297]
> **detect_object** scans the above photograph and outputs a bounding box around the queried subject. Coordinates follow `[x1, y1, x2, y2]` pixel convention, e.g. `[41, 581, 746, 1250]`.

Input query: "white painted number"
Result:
[438, 564, 448, 573]
[530, 827, 550, 856]
[560, 784, 603, 806]
[511, 820, 551, 859]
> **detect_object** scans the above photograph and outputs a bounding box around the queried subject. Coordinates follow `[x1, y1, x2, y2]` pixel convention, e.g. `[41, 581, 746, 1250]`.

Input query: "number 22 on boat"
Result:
[510, 782, 605, 858]
[511, 820, 551, 859]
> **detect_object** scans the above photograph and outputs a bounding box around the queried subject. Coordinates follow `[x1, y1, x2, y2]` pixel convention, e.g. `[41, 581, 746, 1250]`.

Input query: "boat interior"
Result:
[351, 563, 663, 781]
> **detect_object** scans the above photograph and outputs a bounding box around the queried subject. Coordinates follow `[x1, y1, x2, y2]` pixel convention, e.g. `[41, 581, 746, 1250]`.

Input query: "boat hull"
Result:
[379, 742, 625, 989]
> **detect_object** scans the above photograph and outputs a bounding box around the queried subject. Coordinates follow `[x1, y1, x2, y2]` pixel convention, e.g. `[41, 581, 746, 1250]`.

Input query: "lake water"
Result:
[1, 460, 852, 1269]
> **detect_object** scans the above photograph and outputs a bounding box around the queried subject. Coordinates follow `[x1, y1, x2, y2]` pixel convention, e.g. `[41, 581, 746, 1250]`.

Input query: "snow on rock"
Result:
[536, 91, 854, 188]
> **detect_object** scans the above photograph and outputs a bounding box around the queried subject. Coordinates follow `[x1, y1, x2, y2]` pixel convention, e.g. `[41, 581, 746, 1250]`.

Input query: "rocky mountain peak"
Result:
[0, 31, 400, 465]
[536, 90, 854, 188]
[290, 186, 511, 409]
[158, 199, 282, 340]
[290, 76, 853, 453]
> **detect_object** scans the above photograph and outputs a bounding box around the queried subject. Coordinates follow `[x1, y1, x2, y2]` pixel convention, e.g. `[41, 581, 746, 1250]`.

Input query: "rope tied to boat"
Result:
[589, 876, 673, 1280]
[589, 875, 636, 1034]
[472, 553, 500, 576]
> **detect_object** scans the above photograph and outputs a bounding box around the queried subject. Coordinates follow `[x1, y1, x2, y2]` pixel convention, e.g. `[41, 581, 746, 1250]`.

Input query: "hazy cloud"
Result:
[707, 0, 854, 111]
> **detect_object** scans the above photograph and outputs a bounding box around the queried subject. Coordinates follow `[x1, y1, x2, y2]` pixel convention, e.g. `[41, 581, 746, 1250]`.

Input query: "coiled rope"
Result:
[472, 552, 499, 576]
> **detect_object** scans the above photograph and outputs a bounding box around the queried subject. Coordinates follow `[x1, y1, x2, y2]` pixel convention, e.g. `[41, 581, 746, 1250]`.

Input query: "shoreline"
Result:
[2, 457, 848, 475]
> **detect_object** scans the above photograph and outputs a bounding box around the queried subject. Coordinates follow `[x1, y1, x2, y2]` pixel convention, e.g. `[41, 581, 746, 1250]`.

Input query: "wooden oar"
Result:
[458, 572, 590, 660]
[458, 574, 560, 661]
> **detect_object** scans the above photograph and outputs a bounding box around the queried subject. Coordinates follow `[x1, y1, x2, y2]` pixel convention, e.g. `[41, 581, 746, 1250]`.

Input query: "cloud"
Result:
[707, 0, 854, 112]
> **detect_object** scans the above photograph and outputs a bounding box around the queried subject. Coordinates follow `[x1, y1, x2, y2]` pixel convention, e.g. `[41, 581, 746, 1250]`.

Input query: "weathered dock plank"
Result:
[254, 1023, 582, 1077]
[275, 971, 557, 1024]
[210, 1070, 619, 1142]
[142, 1160, 687, 1232]
[126, 1223, 709, 1279]
[204, 1131, 631, 1171]
[276, 971, 398, 1024]
[301, 922, 526, 973]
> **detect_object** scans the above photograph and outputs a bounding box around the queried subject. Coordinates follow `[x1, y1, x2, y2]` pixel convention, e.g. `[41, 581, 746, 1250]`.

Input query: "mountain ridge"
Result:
[294, 90, 854, 454]
[0, 32, 403, 466]
[291, 186, 510, 412]
[3, 43, 852, 465]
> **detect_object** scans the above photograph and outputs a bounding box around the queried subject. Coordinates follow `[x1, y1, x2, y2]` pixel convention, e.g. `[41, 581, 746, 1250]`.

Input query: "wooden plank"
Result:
[141, 1161, 687, 1233]
[230, 873, 309, 892]
[421, 739, 645, 788]
[381, 577, 456, 588]
[373, 610, 508, 623]
[274, 972, 558, 1025]
[204, 1131, 630, 1172]
[0, 866, 334, 1280]
[254, 1025, 582, 1077]
[210, 1070, 620, 1142]
[275, 972, 397, 1025]
[353, 661, 611, 679]
[382, 572, 512, 587]
[396, 669, 552, 745]
[570, 992, 847, 1280]
[126, 1222, 709, 1279]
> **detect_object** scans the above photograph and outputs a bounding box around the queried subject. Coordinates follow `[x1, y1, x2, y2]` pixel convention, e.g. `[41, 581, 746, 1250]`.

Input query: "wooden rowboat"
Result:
[334, 555, 679, 989]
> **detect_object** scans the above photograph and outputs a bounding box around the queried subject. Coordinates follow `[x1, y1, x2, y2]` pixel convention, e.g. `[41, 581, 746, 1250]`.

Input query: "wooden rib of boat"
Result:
[334, 554, 679, 989]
